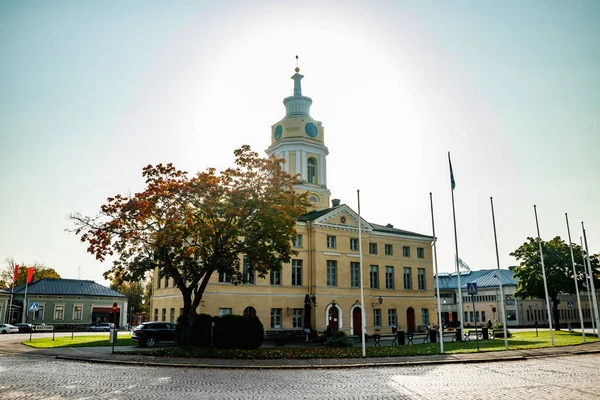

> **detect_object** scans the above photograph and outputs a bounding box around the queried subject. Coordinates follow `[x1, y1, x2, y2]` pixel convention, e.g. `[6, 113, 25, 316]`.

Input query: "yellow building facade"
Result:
[150, 66, 436, 335]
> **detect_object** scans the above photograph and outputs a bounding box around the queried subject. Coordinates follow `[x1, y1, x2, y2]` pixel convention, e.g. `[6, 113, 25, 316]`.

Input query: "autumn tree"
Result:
[0, 258, 61, 290]
[510, 236, 600, 330]
[70, 146, 310, 345]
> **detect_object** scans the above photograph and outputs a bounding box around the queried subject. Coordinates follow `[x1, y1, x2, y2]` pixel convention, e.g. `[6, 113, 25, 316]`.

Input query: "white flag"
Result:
[455, 255, 471, 271]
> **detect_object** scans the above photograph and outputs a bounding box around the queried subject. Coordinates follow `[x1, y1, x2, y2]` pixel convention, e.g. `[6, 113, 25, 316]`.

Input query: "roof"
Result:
[435, 269, 518, 290]
[298, 206, 432, 239]
[12, 278, 126, 297]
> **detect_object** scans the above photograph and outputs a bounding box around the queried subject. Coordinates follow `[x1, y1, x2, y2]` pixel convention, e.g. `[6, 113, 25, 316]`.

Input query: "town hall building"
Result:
[150, 66, 437, 336]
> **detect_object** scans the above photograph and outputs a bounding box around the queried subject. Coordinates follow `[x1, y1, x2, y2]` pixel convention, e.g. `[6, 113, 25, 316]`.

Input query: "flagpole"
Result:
[582, 222, 600, 339]
[533, 205, 554, 346]
[565, 214, 585, 342]
[357, 190, 366, 357]
[430, 193, 444, 353]
[581, 237, 596, 335]
[490, 197, 508, 349]
[22, 274, 29, 324]
[448, 152, 464, 338]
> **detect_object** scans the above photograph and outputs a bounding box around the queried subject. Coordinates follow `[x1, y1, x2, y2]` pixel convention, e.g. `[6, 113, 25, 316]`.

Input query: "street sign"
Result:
[567, 301, 575, 309]
[529, 305, 533, 311]
[467, 282, 478, 296]
[29, 302, 39, 312]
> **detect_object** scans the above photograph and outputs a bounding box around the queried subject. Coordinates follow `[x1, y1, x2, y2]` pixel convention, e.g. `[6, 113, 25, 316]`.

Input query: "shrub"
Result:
[213, 314, 264, 350]
[324, 331, 353, 347]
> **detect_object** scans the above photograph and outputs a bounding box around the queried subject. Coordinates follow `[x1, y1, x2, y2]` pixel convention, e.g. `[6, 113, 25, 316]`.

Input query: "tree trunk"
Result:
[179, 291, 194, 346]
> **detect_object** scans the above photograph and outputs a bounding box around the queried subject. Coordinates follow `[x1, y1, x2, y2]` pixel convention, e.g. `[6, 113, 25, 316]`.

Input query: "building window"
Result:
[403, 246, 410, 257]
[154, 309, 158, 321]
[369, 243, 378, 254]
[170, 308, 175, 322]
[403, 267, 412, 290]
[156, 271, 161, 289]
[270, 269, 281, 285]
[164, 277, 169, 287]
[326, 235, 336, 248]
[385, 266, 394, 289]
[373, 309, 381, 327]
[385, 244, 393, 255]
[218, 271, 231, 283]
[243, 307, 257, 317]
[292, 259, 303, 286]
[327, 260, 337, 286]
[506, 310, 517, 321]
[481, 311, 486, 322]
[243, 256, 255, 284]
[34, 305, 44, 320]
[292, 308, 303, 328]
[307, 157, 317, 184]
[421, 308, 429, 325]
[73, 305, 83, 321]
[350, 262, 360, 288]
[417, 247, 424, 258]
[369, 265, 379, 289]
[293, 234, 303, 248]
[349, 238, 358, 251]
[219, 308, 232, 316]
[271, 308, 282, 329]
[418, 268, 426, 290]
[54, 305, 64, 320]
[162, 309, 166, 321]
[388, 309, 397, 327]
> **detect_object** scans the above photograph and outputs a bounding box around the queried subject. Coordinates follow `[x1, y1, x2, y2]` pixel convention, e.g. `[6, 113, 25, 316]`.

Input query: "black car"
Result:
[131, 322, 177, 347]
[14, 323, 33, 333]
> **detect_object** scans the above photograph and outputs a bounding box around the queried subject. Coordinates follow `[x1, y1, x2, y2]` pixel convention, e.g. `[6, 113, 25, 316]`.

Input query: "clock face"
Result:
[274, 125, 283, 140]
[305, 122, 318, 138]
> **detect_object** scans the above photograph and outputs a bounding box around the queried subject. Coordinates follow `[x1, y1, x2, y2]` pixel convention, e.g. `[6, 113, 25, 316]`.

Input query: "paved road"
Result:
[1, 352, 599, 399]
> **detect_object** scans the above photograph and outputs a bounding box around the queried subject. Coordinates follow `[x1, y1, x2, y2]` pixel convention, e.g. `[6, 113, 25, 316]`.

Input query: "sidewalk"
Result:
[2, 338, 600, 369]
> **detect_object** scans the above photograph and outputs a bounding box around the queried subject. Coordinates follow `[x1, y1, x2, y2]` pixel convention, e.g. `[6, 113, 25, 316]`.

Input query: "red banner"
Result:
[13, 264, 19, 282]
[27, 267, 34, 283]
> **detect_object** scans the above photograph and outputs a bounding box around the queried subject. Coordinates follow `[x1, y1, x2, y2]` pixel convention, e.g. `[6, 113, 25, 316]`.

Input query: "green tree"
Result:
[70, 146, 309, 345]
[0, 258, 61, 290]
[510, 236, 600, 330]
[109, 275, 148, 326]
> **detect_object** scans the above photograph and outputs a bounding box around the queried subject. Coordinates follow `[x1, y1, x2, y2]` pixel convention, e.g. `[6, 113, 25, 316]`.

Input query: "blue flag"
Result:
[448, 152, 456, 190]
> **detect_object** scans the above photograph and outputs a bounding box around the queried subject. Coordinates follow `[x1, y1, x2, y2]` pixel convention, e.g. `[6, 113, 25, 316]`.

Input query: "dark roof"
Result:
[435, 269, 518, 290]
[12, 278, 126, 297]
[297, 206, 338, 222]
[370, 223, 432, 239]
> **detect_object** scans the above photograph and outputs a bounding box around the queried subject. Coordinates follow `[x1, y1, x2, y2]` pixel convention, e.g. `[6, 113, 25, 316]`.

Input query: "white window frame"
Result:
[373, 309, 381, 327]
[72, 304, 83, 321]
[34, 304, 45, 320]
[54, 304, 65, 321]
[271, 308, 282, 329]
[293, 234, 303, 248]
[385, 244, 393, 255]
[326, 235, 336, 249]
[292, 259, 302, 286]
[292, 308, 303, 328]
[350, 238, 359, 251]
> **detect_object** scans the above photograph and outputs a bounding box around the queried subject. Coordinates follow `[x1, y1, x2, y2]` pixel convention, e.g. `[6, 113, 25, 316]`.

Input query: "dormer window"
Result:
[307, 157, 317, 184]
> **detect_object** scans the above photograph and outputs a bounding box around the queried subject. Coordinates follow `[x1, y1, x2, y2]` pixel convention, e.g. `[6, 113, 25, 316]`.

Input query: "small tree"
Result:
[0, 258, 61, 290]
[510, 236, 600, 330]
[70, 146, 309, 345]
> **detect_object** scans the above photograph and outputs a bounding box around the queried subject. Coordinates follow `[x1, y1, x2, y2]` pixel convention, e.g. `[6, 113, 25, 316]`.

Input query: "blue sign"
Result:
[29, 302, 39, 312]
[567, 301, 575, 309]
[467, 283, 478, 296]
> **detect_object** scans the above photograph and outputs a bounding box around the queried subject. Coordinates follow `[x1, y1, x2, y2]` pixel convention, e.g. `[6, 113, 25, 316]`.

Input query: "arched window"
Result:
[243, 307, 257, 317]
[307, 157, 317, 184]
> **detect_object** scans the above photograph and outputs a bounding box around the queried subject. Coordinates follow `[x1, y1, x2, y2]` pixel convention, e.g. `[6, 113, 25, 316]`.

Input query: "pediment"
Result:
[313, 204, 373, 232]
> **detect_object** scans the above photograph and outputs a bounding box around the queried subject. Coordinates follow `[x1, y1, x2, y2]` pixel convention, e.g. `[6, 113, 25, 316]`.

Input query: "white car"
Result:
[88, 322, 115, 332]
[0, 324, 19, 334]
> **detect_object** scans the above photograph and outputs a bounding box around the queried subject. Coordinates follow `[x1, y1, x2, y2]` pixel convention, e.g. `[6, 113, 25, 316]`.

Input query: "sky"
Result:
[1, 0, 599, 286]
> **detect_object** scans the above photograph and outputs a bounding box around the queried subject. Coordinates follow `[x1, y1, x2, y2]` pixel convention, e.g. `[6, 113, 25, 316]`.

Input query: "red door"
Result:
[352, 307, 362, 335]
[328, 307, 339, 333]
[406, 307, 416, 332]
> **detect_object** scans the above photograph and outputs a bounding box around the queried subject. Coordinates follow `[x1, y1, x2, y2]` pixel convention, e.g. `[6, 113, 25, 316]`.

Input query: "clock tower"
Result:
[266, 65, 331, 211]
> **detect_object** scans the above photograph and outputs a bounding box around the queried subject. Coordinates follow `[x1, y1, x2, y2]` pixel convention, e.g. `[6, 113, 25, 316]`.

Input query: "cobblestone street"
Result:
[1, 353, 598, 399]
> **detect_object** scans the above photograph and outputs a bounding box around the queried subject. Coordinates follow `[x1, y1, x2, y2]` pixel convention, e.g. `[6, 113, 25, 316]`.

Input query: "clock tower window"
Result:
[307, 157, 317, 184]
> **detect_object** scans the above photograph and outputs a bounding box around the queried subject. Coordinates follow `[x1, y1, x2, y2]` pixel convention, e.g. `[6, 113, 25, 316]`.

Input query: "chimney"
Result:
[386, 223, 394, 228]
[331, 199, 341, 207]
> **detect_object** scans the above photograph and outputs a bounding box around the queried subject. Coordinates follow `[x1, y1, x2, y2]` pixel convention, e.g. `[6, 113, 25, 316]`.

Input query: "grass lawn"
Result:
[22, 330, 597, 359]
[24, 332, 134, 348]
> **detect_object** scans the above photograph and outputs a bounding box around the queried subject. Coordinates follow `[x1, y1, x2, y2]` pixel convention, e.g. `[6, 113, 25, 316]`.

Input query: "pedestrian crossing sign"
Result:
[467, 283, 478, 295]
[567, 301, 575, 309]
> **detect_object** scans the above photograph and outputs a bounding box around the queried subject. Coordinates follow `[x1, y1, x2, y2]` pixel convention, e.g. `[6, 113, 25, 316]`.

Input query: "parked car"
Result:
[88, 322, 115, 332]
[14, 323, 33, 333]
[0, 324, 19, 334]
[131, 322, 177, 347]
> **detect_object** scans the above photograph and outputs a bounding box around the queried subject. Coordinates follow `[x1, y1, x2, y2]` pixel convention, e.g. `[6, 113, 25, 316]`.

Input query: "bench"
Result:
[441, 331, 456, 342]
[490, 329, 505, 339]
[407, 332, 429, 345]
[464, 330, 483, 341]
[373, 333, 398, 347]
